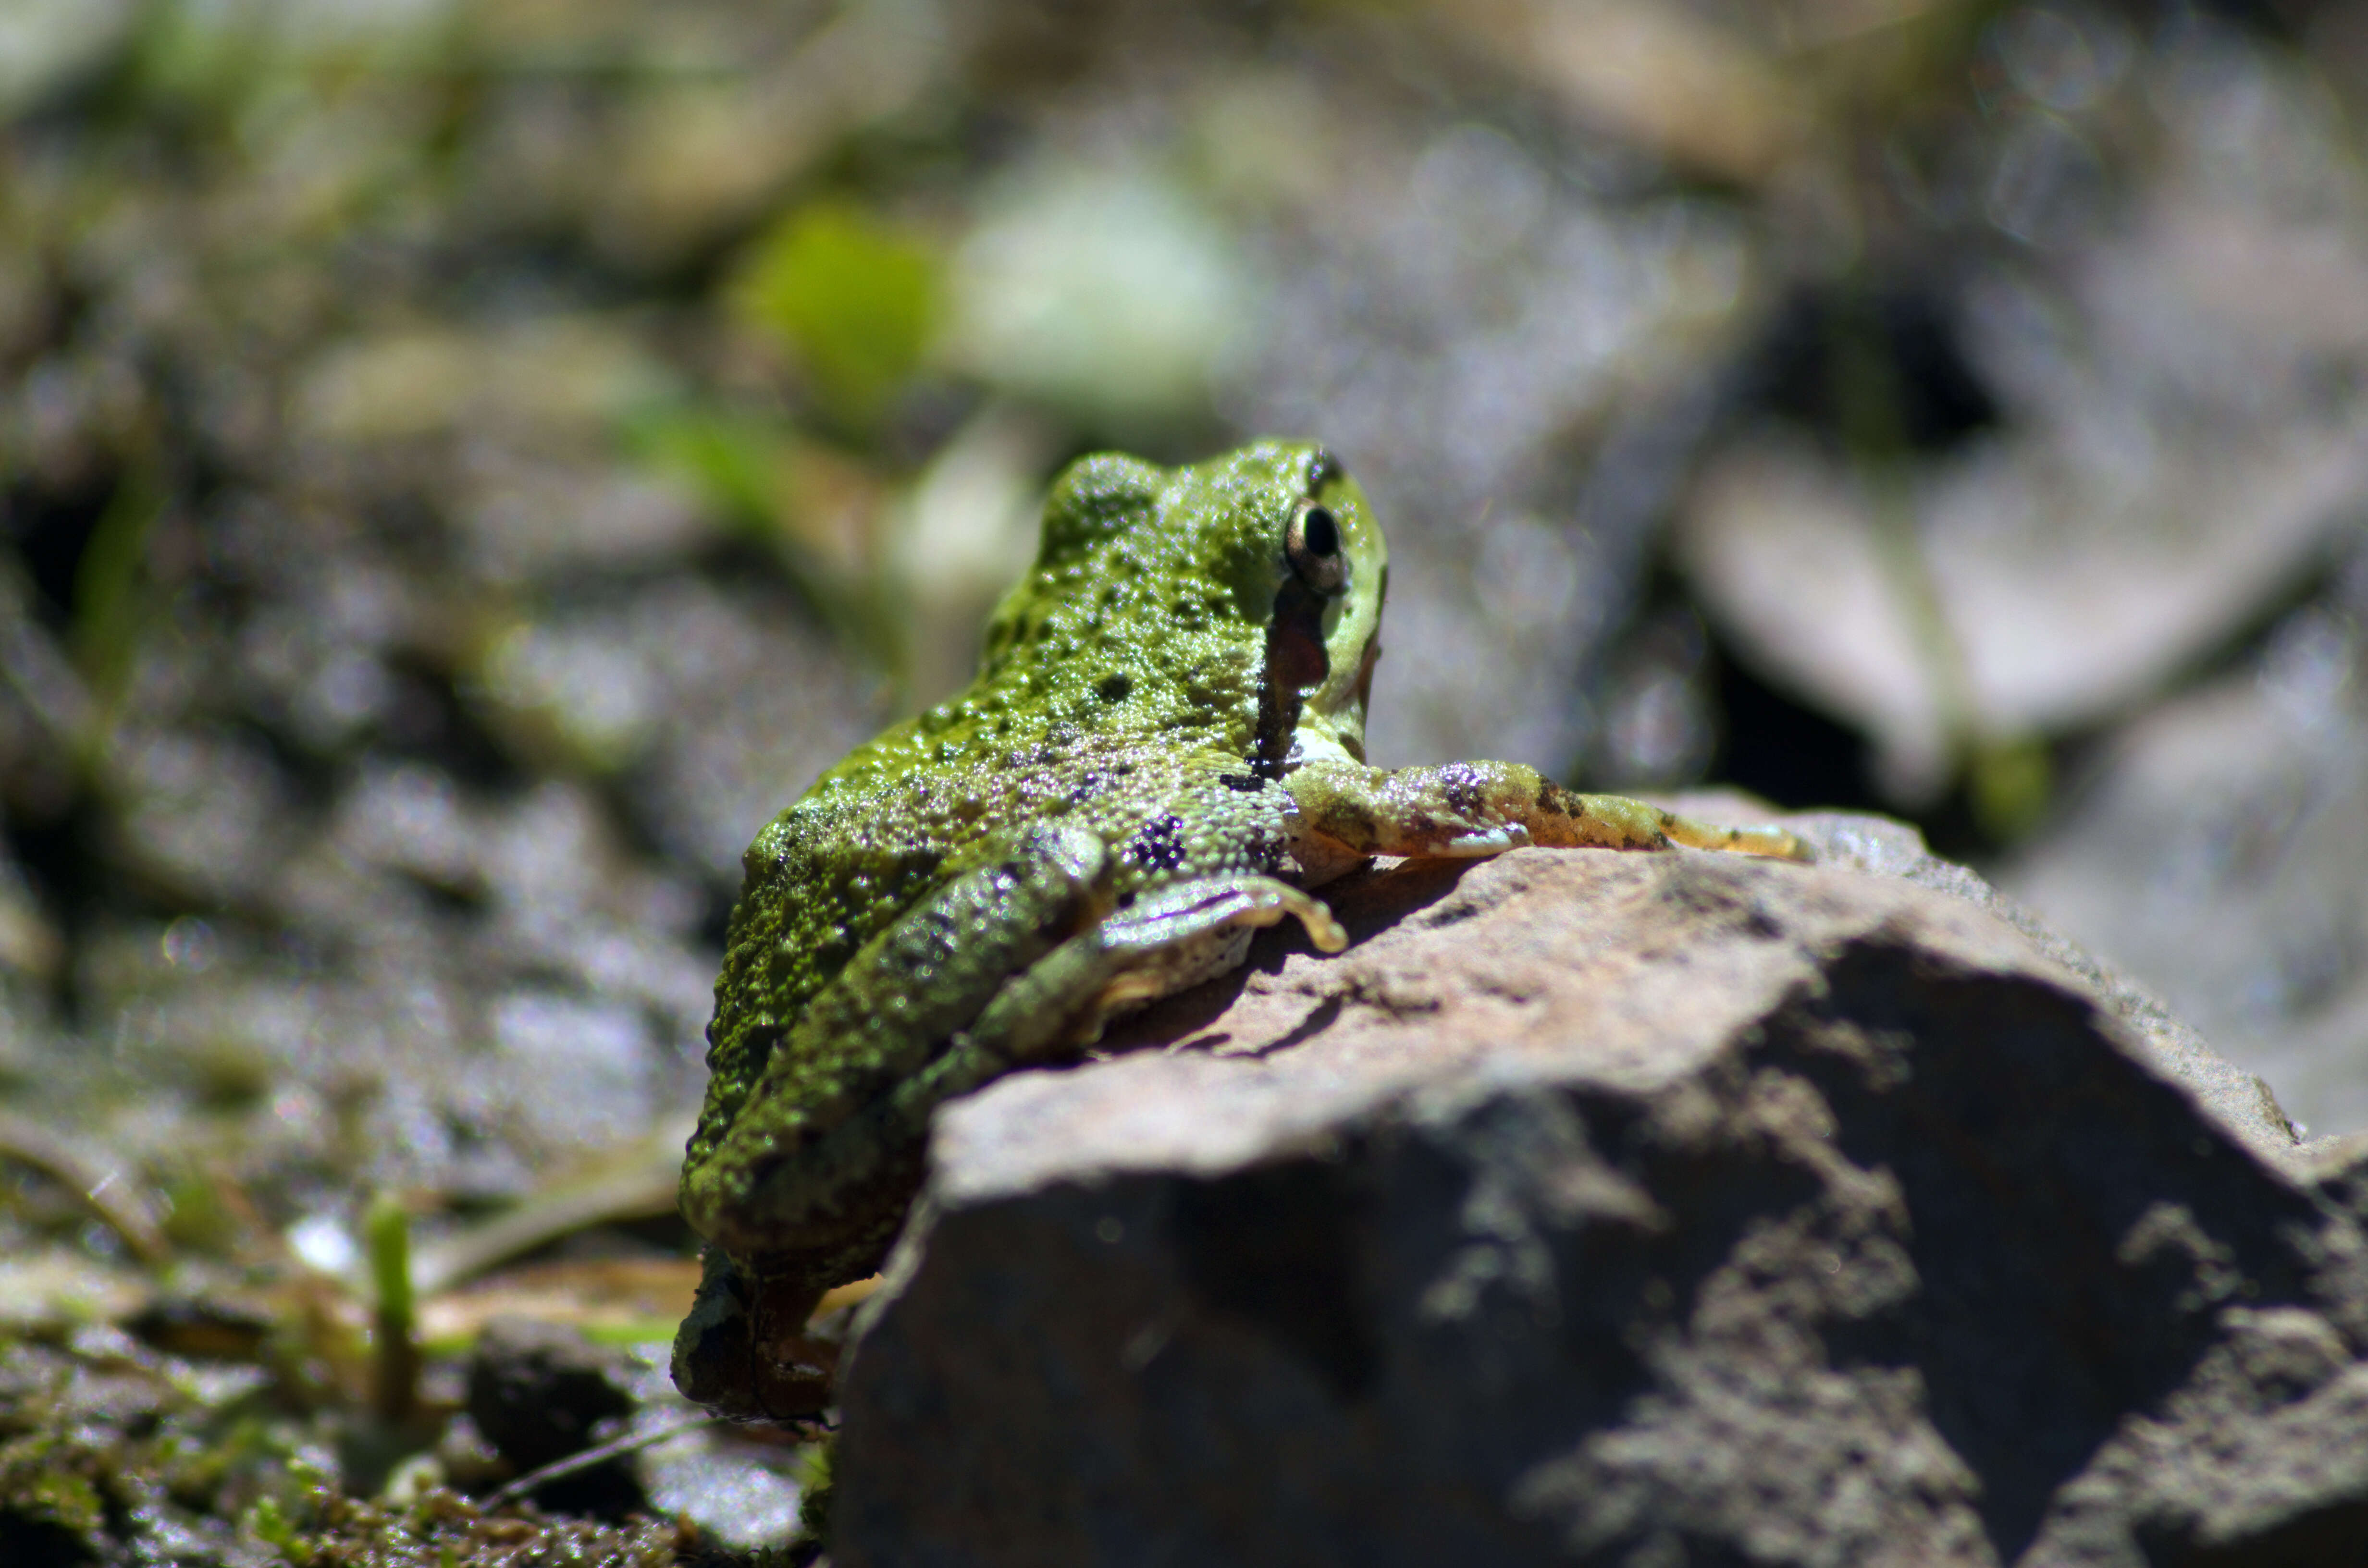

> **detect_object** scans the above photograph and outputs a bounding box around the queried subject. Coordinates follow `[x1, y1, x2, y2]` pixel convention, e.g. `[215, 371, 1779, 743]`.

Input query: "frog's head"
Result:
[982, 440, 1388, 771]
[1209, 442, 1389, 775]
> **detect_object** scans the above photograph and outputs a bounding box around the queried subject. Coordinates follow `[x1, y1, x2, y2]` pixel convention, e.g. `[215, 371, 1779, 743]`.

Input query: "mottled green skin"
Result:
[680, 443, 1380, 1289]
[673, 440, 1806, 1417]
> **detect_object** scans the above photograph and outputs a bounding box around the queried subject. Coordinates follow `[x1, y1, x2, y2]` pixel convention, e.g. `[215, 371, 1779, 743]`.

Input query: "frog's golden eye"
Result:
[1286, 499, 1348, 596]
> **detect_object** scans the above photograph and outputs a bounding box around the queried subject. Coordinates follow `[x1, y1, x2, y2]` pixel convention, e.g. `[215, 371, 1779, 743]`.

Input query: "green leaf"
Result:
[70, 466, 162, 708]
[739, 200, 939, 426]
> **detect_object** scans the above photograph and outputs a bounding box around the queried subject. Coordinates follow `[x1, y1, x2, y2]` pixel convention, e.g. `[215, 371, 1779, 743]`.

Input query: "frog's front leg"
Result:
[1288, 760, 1812, 864]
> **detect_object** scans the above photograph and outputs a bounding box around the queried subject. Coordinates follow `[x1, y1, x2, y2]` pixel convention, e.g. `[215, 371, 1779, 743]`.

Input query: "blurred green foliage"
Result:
[737, 201, 941, 429]
[624, 406, 792, 534]
[1969, 735, 2054, 845]
[68, 469, 160, 711]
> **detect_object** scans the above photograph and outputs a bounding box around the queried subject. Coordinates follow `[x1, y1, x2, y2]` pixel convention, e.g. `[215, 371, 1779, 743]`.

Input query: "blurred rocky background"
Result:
[2, 0, 2367, 1560]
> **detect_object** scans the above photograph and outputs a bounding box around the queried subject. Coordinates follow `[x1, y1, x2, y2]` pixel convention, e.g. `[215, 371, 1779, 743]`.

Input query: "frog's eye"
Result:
[1286, 499, 1348, 595]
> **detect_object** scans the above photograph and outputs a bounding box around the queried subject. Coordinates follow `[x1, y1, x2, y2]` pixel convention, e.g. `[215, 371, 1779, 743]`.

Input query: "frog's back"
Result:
[692, 714, 1271, 1158]
[688, 443, 1317, 1172]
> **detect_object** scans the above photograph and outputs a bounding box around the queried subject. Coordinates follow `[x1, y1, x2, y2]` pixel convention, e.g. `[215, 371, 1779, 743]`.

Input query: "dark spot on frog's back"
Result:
[1096, 673, 1131, 704]
[1129, 814, 1190, 873]
[1325, 797, 1378, 847]
[1218, 773, 1264, 794]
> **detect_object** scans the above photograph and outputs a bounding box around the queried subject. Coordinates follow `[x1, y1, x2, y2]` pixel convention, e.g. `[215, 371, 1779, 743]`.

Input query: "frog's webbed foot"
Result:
[1288, 760, 1813, 864]
[672, 1246, 836, 1421]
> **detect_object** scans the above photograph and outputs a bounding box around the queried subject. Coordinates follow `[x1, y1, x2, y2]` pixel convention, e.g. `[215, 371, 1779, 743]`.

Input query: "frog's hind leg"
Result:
[676, 835, 1348, 1420]
[1290, 760, 1812, 863]
[689, 833, 1348, 1268]
[685, 820, 1115, 1262]
[971, 874, 1348, 1062]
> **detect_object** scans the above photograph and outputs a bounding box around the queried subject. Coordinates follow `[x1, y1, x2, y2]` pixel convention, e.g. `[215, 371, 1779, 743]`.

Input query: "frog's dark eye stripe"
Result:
[1286, 499, 1348, 595]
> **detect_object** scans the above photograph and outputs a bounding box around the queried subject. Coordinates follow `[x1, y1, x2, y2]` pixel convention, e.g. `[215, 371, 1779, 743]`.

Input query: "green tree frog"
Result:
[673, 441, 1807, 1416]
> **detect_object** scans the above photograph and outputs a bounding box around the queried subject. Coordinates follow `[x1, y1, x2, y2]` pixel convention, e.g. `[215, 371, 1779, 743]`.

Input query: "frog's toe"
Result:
[1283, 888, 1351, 953]
[1105, 876, 1346, 955]
[1722, 823, 1815, 862]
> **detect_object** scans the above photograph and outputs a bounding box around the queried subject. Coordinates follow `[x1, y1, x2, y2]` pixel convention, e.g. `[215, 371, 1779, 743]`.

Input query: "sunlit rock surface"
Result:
[834, 816, 2368, 1568]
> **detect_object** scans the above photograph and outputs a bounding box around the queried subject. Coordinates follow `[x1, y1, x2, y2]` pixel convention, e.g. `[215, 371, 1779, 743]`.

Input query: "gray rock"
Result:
[832, 815, 2368, 1568]
[1791, 805, 2303, 1167]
